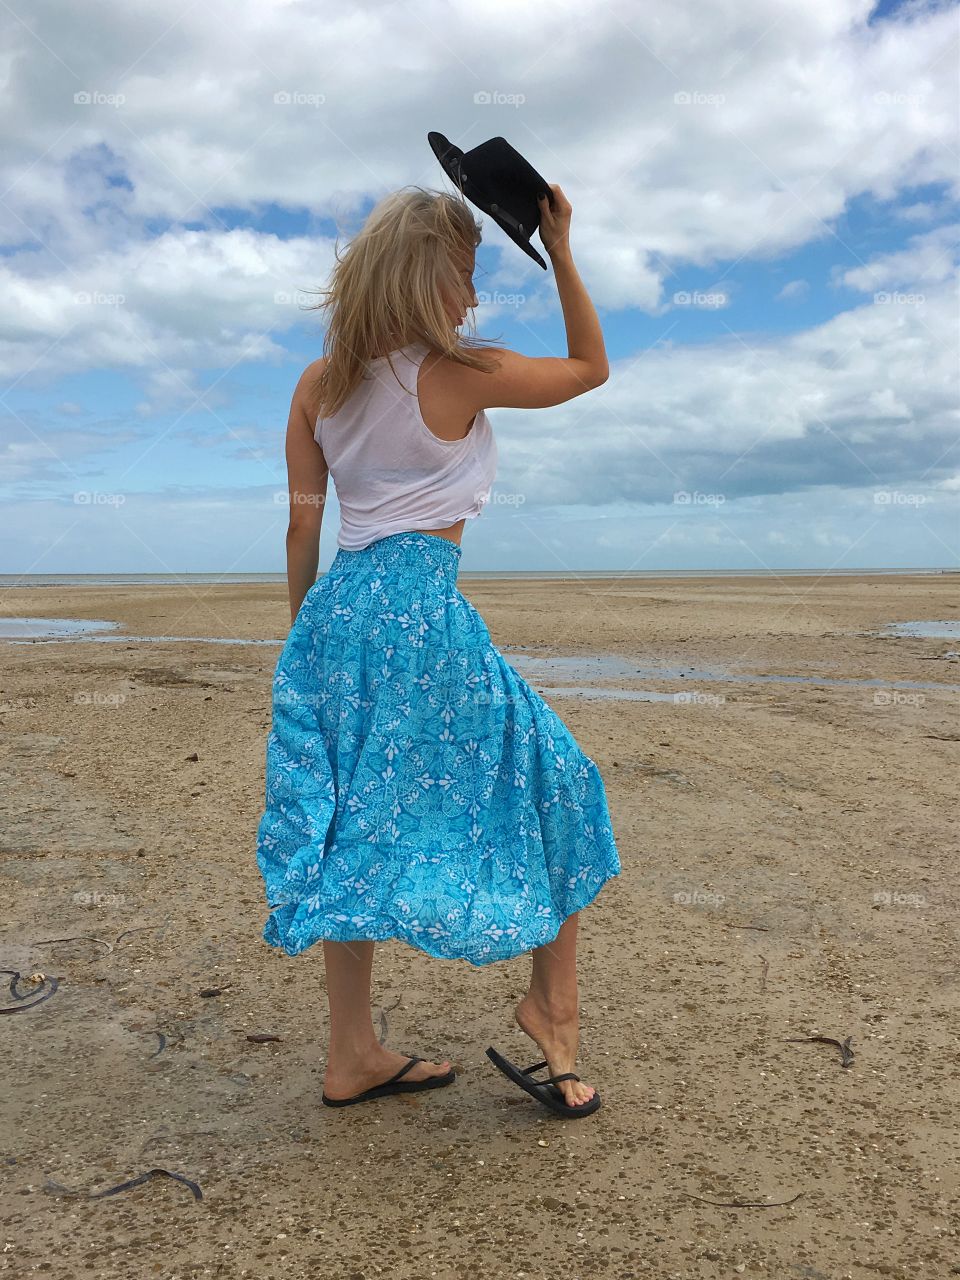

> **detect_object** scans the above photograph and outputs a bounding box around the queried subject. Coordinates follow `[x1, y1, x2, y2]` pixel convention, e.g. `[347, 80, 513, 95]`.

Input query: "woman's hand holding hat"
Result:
[537, 184, 572, 259]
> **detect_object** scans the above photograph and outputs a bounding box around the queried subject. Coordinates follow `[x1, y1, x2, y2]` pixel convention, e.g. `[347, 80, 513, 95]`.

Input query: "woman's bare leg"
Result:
[514, 913, 597, 1108]
[320, 939, 452, 1101]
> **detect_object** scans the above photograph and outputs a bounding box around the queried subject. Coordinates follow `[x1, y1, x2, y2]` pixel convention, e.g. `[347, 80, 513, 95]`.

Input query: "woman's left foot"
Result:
[514, 994, 596, 1109]
[322, 1047, 452, 1103]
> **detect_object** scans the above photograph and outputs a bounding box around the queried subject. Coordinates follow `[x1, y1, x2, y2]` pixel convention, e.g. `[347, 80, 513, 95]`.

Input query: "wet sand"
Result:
[0, 572, 957, 1279]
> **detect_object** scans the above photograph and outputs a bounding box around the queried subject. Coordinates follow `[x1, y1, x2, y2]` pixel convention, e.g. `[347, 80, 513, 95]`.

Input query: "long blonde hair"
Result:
[306, 186, 505, 417]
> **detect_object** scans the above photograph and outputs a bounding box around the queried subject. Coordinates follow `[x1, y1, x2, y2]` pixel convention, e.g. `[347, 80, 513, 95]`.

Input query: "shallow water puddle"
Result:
[0, 616, 121, 639]
[534, 685, 681, 703]
[503, 650, 960, 694]
[4, 621, 958, 695]
[881, 620, 960, 639]
[1, 618, 282, 646]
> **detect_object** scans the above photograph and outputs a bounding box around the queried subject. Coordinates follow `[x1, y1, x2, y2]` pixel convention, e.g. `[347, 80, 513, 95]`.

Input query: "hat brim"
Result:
[427, 131, 548, 271]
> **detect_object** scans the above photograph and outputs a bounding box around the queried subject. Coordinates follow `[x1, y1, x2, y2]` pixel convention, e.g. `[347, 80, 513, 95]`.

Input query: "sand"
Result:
[0, 573, 957, 1279]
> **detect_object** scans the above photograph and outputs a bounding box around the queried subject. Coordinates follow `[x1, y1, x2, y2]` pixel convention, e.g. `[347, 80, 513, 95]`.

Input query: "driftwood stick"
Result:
[114, 924, 163, 944]
[376, 993, 403, 1045]
[679, 1190, 803, 1208]
[33, 934, 114, 952]
[784, 1034, 855, 1068]
[0, 971, 60, 1014]
[44, 1168, 202, 1201]
[35, 923, 167, 953]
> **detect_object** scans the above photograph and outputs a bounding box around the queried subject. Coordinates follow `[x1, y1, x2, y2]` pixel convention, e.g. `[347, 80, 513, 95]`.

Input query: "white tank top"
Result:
[315, 342, 498, 551]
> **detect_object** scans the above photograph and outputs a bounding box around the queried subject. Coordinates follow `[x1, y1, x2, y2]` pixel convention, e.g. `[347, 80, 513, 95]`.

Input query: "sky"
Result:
[1, 0, 958, 575]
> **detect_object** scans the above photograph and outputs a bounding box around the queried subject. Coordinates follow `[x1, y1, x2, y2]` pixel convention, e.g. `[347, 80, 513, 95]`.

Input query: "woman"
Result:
[255, 182, 621, 1117]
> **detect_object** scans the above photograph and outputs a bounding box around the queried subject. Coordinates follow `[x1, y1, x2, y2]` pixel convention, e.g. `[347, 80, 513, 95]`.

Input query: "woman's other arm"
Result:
[284, 360, 328, 623]
[448, 184, 609, 410]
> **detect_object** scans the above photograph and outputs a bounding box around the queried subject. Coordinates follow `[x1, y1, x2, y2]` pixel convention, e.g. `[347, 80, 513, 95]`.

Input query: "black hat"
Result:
[427, 131, 551, 270]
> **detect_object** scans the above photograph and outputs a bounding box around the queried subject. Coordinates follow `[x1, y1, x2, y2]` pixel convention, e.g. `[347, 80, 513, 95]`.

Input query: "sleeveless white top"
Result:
[315, 342, 498, 551]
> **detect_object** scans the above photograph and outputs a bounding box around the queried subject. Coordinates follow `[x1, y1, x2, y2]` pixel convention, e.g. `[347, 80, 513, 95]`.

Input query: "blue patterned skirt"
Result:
[255, 531, 621, 966]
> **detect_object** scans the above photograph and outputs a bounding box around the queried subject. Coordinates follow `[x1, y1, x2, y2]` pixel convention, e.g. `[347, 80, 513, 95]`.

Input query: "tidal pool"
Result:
[503, 651, 959, 694]
[1, 618, 282, 646]
[0, 617, 121, 640]
[882, 620, 960, 639]
[5, 624, 958, 697]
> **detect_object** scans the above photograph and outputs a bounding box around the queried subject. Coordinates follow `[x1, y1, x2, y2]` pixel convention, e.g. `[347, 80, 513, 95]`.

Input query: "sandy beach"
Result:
[1, 572, 957, 1279]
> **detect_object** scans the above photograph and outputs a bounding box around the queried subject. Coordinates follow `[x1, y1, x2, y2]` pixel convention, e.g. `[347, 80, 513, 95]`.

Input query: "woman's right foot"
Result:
[514, 993, 596, 1109]
[322, 1046, 452, 1102]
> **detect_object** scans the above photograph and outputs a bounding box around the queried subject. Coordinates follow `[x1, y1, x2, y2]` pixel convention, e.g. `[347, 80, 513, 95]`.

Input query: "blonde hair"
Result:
[306, 186, 504, 417]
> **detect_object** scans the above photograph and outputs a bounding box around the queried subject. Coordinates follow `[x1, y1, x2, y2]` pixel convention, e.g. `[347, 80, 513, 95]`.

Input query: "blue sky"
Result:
[1, 0, 958, 574]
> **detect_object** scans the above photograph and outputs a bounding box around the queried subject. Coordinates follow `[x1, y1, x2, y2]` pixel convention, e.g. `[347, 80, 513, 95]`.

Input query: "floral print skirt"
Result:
[255, 531, 621, 966]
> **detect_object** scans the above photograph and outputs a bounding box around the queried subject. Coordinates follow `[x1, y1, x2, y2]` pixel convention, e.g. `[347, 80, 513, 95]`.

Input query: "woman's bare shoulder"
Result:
[292, 357, 327, 420]
[426, 343, 608, 412]
[422, 344, 504, 386]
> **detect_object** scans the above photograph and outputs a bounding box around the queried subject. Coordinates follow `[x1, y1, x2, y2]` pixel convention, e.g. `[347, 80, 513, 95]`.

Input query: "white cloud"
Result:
[776, 279, 809, 301]
[497, 272, 959, 506]
[0, 227, 334, 383]
[2, 0, 958, 571]
[838, 222, 959, 291]
[0, 0, 956, 314]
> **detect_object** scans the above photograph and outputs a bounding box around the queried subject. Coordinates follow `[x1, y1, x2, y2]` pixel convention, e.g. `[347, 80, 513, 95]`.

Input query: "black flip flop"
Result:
[485, 1046, 602, 1118]
[321, 1055, 456, 1108]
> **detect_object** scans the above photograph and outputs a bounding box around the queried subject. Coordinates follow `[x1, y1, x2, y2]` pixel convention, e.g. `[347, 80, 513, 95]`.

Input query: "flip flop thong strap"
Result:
[521, 1061, 582, 1087]
[387, 1056, 422, 1084]
[537, 1071, 581, 1087]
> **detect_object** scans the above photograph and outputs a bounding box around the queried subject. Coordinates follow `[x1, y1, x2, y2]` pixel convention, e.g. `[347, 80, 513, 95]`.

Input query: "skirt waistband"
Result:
[329, 531, 463, 578]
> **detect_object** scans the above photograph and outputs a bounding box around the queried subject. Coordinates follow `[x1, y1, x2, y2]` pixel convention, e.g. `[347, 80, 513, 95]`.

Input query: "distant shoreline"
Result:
[1, 566, 957, 588]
